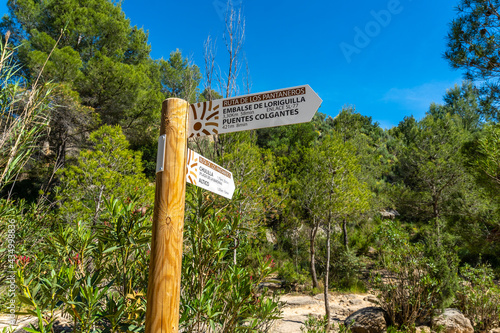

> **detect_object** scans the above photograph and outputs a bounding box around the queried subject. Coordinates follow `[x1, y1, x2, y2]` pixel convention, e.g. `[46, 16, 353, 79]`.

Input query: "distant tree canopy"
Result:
[445, 0, 500, 121]
[445, 0, 500, 83]
[429, 81, 486, 132]
[1, 0, 201, 148]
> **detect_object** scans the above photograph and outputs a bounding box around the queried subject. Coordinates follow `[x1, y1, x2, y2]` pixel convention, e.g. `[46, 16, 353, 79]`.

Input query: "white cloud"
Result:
[382, 80, 462, 119]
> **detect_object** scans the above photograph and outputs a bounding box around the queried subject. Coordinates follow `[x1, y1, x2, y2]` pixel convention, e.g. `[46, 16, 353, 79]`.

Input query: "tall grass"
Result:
[0, 31, 52, 193]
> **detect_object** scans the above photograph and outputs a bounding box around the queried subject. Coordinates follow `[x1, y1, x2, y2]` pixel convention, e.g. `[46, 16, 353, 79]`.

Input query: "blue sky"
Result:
[2, 0, 463, 129]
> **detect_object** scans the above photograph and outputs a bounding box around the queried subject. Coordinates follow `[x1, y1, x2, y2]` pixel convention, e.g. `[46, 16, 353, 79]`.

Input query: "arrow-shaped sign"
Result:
[188, 84, 322, 137]
[185, 148, 235, 199]
[156, 136, 235, 199]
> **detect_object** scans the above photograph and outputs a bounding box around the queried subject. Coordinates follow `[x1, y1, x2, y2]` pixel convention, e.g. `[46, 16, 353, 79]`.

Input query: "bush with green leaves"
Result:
[300, 315, 352, 333]
[56, 125, 154, 224]
[275, 259, 308, 288]
[180, 187, 282, 332]
[373, 221, 458, 328]
[454, 263, 500, 332]
[0, 198, 55, 313]
[14, 186, 281, 333]
[373, 220, 410, 268]
[374, 242, 441, 328]
[330, 245, 366, 292]
[16, 197, 152, 333]
[300, 314, 329, 333]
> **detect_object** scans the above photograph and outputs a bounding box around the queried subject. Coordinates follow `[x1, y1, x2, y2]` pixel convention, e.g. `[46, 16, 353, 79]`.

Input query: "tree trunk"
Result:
[310, 219, 319, 289]
[92, 185, 105, 226]
[342, 218, 348, 251]
[432, 194, 441, 245]
[233, 230, 239, 265]
[324, 218, 332, 331]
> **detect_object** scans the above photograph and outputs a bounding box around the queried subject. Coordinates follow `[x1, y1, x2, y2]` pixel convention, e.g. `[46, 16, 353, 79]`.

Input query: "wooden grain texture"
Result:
[145, 98, 189, 333]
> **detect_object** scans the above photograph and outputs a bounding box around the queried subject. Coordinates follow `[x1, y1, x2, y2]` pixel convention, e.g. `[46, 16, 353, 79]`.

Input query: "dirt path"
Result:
[271, 292, 379, 332]
[0, 292, 379, 332]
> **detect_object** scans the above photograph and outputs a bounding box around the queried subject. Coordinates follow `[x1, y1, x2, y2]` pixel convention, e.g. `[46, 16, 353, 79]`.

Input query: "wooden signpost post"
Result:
[145, 98, 189, 333]
[145, 85, 322, 333]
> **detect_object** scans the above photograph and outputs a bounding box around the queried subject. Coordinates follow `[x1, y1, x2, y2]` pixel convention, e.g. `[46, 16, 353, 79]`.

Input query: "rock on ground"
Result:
[416, 326, 432, 333]
[344, 307, 388, 333]
[432, 308, 474, 333]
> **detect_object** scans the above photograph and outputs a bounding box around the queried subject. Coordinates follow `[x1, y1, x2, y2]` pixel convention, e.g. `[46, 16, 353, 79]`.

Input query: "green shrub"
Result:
[373, 220, 459, 328]
[422, 232, 460, 308]
[56, 125, 154, 224]
[374, 242, 442, 328]
[300, 314, 328, 333]
[330, 246, 366, 292]
[373, 221, 447, 329]
[455, 263, 500, 331]
[373, 220, 410, 268]
[180, 187, 282, 332]
[16, 197, 151, 332]
[276, 260, 308, 289]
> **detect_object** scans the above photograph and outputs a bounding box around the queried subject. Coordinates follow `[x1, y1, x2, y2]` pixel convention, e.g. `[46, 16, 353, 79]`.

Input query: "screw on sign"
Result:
[146, 85, 322, 333]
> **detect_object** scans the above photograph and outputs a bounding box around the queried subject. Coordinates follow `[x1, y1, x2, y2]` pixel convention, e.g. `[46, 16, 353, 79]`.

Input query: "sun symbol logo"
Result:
[186, 149, 198, 185]
[189, 101, 220, 137]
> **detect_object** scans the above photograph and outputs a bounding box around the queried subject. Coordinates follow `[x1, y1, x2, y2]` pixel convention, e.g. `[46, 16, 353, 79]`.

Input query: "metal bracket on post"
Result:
[156, 134, 166, 173]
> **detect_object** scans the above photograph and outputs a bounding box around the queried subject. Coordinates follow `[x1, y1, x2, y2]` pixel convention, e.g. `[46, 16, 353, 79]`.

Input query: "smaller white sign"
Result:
[186, 149, 235, 199]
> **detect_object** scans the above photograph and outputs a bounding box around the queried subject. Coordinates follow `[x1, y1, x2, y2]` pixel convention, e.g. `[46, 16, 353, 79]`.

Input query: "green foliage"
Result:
[374, 243, 441, 328]
[332, 105, 383, 143]
[78, 54, 160, 128]
[301, 316, 353, 333]
[5, 0, 148, 64]
[1, 0, 196, 148]
[56, 125, 153, 223]
[329, 246, 366, 292]
[374, 221, 459, 328]
[331, 106, 395, 214]
[423, 233, 460, 308]
[15, 197, 151, 332]
[429, 81, 486, 132]
[159, 50, 201, 102]
[221, 131, 283, 225]
[300, 314, 329, 333]
[458, 123, 500, 263]
[25, 30, 83, 83]
[470, 123, 500, 193]
[444, 0, 500, 120]
[373, 220, 410, 267]
[276, 260, 308, 287]
[348, 215, 380, 256]
[181, 187, 282, 332]
[455, 263, 500, 331]
[12, 182, 282, 333]
[0, 198, 56, 297]
[391, 112, 472, 226]
[299, 133, 371, 223]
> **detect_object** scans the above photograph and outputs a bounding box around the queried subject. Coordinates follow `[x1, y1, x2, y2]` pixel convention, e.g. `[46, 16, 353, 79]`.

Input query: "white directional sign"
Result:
[188, 84, 322, 137]
[185, 149, 235, 199]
